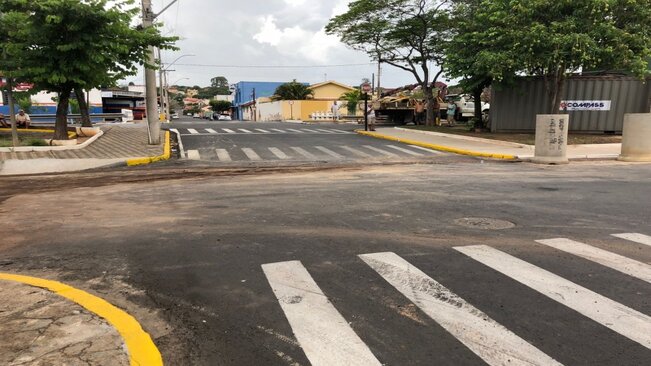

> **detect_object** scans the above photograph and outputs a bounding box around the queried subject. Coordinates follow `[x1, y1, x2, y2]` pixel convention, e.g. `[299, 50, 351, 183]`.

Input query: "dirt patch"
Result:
[405, 125, 622, 145]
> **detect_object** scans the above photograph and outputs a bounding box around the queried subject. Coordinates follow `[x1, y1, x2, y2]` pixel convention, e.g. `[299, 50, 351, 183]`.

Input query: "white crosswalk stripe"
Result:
[269, 147, 289, 160]
[315, 128, 337, 134]
[215, 149, 231, 162]
[188, 128, 199, 134]
[255, 129, 271, 133]
[241, 148, 262, 161]
[286, 128, 305, 133]
[536, 238, 651, 283]
[360, 252, 562, 366]
[222, 128, 236, 133]
[315, 146, 344, 159]
[455, 245, 651, 350]
[612, 233, 651, 247]
[271, 129, 287, 133]
[363, 145, 399, 157]
[262, 261, 382, 366]
[205, 128, 218, 134]
[291, 147, 317, 160]
[385, 145, 424, 156]
[238, 128, 253, 133]
[409, 145, 445, 155]
[187, 149, 200, 160]
[340, 145, 373, 158]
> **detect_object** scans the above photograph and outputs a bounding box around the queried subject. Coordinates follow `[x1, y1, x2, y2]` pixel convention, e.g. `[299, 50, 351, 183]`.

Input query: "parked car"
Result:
[218, 114, 232, 121]
[171, 113, 179, 119]
[447, 94, 490, 121]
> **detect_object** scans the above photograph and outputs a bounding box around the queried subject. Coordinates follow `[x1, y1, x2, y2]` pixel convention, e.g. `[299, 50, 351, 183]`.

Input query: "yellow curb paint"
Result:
[355, 130, 517, 160]
[126, 131, 171, 166]
[0, 273, 163, 366]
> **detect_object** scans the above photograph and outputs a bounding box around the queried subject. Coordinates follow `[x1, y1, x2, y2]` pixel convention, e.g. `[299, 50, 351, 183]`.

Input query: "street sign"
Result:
[361, 82, 372, 94]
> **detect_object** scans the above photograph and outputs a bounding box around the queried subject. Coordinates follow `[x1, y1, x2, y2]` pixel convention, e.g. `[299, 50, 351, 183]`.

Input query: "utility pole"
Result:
[377, 59, 382, 98]
[157, 47, 165, 123]
[141, 0, 159, 144]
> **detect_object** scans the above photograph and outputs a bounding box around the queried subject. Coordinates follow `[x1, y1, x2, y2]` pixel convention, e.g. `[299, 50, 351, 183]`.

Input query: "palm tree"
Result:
[272, 80, 313, 100]
[340, 89, 361, 115]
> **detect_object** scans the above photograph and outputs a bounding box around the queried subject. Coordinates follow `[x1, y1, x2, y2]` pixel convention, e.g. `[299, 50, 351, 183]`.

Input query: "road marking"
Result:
[271, 129, 287, 133]
[238, 128, 253, 133]
[187, 150, 201, 160]
[261, 261, 382, 366]
[255, 129, 271, 133]
[315, 146, 344, 159]
[269, 147, 290, 160]
[363, 145, 399, 157]
[340, 146, 373, 158]
[205, 128, 218, 134]
[287, 128, 305, 133]
[222, 128, 236, 133]
[188, 128, 199, 134]
[612, 233, 651, 247]
[302, 129, 320, 133]
[536, 238, 651, 283]
[216, 149, 232, 162]
[0, 273, 162, 366]
[408, 145, 445, 154]
[315, 129, 337, 134]
[242, 148, 262, 161]
[291, 147, 317, 160]
[359, 252, 561, 366]
[385, 145, 424, 156]
[454, 245, 651, 350]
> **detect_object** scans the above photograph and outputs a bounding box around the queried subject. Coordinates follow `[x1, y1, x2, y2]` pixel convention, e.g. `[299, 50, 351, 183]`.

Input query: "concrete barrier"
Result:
[619, 113, 651, 162]
[532, 114, 570, 164]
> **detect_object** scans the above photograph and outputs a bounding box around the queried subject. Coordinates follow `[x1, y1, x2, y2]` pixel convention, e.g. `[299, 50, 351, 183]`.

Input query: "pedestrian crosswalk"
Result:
[185, 143, 443, 162]
[179, 127, 354, 135]
[262, 233, 651, 365]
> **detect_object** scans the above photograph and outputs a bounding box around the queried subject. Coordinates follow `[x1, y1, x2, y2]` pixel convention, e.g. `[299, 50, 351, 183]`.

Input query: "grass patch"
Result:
[0, 132, 51, 147]
[403, 125, 622, 145]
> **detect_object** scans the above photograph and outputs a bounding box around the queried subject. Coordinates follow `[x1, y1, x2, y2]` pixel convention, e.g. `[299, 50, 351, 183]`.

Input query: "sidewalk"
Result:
[359, 127, 622, 161]
[0, 124, 168, 175]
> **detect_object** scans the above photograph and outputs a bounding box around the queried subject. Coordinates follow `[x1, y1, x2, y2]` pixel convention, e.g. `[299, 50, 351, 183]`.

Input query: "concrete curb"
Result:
[126, 131, 171, 166]
[356, 130, 518, 160]
[0, 272, 162, 366]
[394, 127, 532, 148]
[170, 128, 185, 159]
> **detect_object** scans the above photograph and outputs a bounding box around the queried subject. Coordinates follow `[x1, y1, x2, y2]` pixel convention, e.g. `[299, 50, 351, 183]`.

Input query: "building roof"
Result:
[309, 80, 355, 91]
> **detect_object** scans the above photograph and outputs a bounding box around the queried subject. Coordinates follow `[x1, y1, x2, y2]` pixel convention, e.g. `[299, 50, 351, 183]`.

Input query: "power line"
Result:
[170, 63, 375, 69]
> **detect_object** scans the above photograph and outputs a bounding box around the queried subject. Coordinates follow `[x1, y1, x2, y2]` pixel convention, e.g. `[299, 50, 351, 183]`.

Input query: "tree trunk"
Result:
[546, 69, 566, 114]
[54, 88, 71, 140]
[75, 88, 92, 127]
[425, 86, 436, 126]
[6, 78, 19, 147]
[473, 87, 483, 129]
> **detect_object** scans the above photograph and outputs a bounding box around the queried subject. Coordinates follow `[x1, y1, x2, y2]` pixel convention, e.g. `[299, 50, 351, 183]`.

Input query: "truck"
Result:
[446, 94, 490, 121]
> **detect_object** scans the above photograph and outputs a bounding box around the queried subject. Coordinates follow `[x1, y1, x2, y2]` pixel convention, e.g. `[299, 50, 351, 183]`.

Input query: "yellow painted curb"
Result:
[126, 131, 171, 166]
[356, 130, 518, 160]
[0, 273, 163, 366]
[0, 128, 77, 139]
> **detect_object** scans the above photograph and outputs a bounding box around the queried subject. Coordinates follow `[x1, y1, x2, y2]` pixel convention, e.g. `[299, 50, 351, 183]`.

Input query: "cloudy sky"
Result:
[130, 0, 431, 89]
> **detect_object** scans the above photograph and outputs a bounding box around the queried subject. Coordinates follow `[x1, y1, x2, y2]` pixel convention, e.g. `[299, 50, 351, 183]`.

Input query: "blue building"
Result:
[232, 81, 286, 120]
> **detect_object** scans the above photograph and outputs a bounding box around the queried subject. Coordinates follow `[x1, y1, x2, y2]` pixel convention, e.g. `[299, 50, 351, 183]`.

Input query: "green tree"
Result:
[461, 0, 651, 114]
[1, 0, 176, 139]
[210, 76, 230, 95]
[272, 80, 313, 100]
[209, 100, 232, 113]
[340, 89, 361, 115]
[13, 91, 33, 113]
[326, 0, 451, 125]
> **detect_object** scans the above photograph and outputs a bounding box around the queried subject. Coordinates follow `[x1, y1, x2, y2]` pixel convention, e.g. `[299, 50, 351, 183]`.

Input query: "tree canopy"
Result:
[327, 0, 451, 124]
[209, 99, 232, 113]
[272, 80, 313, 100]
[1, 0, 176, 139]
[448, 0, 651, 114]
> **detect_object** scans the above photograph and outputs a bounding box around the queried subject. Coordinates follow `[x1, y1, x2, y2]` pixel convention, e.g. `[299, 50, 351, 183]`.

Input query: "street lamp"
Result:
[163, 54, 195, 71]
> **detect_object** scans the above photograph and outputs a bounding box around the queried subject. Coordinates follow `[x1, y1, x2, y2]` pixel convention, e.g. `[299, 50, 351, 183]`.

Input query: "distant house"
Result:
[232, 81, 289, 120]
[309, 81, 356, 101]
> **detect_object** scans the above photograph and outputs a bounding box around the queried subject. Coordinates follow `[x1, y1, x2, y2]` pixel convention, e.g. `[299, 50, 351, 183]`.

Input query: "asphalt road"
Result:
[168, 118, 446, 165]
[0, 157, 650, 365]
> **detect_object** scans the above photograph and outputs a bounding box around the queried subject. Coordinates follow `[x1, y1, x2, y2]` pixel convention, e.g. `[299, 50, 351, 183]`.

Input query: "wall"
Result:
[258, 101, 283, 121]
[256, 100, 350, 121]
[491, 76, 651, 132]
[311, 83, 354, 100]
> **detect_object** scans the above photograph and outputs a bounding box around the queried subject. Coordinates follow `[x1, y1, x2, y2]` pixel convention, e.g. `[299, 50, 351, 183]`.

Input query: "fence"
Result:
[490, 76, 651, 133]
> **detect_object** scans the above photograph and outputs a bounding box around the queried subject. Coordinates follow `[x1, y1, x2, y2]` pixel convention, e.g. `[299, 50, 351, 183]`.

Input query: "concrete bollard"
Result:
[532, 114, 570, 164]
[619, 113, 651, 162]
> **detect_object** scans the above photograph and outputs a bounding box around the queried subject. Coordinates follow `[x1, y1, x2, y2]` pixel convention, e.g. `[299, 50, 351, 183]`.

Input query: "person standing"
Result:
[367, 103, 376, 131]
[447, 100, 457, 127]
[414, 100, 425, 125]
[331, 101, 340, 121]
[15, 110, 30, 129]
